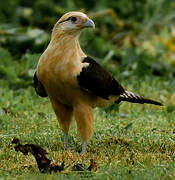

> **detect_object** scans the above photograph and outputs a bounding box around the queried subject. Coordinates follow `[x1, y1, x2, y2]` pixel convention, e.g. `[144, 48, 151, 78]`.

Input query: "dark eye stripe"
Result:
[59, 16, 72, 24]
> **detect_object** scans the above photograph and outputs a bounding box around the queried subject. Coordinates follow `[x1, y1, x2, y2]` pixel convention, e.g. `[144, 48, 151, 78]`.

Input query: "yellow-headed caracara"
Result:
[34, 11, 163, 153]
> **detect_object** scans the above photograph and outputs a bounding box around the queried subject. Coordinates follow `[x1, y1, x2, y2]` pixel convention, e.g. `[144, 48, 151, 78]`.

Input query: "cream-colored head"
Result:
[52, 11, 95, 37]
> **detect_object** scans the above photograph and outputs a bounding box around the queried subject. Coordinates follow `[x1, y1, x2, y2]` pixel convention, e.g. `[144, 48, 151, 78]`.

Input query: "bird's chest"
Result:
[54, 59, 83, 82]
[37, 55, 86, 105]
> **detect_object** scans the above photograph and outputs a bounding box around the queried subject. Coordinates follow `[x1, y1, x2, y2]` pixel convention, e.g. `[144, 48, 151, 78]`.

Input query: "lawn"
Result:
[0, 72, 175, 179]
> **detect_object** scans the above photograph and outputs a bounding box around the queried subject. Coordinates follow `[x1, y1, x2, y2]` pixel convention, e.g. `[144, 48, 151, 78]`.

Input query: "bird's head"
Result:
[52, 11, 95, 37]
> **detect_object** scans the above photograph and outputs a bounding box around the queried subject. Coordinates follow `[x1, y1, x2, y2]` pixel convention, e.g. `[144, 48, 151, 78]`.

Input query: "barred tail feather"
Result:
[115, 91, 163, 106]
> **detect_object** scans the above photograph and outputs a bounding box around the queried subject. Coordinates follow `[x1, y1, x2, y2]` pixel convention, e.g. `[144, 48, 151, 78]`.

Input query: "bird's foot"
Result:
[81, 141, 87, 154]
[64, 132, 68, 150]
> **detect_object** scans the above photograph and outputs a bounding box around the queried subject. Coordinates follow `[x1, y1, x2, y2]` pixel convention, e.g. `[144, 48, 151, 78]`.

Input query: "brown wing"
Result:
[33, 72, 48, 97]
[77, 56, 124, 100]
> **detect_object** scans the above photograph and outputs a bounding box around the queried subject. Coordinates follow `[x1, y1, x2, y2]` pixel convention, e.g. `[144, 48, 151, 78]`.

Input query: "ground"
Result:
[0, 75, 175, 180]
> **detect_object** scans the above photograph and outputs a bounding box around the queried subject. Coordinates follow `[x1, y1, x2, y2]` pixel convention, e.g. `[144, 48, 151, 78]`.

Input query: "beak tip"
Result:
[84, 19, 95, 29]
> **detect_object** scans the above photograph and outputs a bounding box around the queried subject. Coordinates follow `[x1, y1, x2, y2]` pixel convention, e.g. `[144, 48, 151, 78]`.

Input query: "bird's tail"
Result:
[115, 91, 163, 106]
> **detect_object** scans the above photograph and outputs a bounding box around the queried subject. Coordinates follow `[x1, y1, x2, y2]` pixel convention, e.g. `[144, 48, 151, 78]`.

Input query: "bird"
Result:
[34, 11, 163, 154]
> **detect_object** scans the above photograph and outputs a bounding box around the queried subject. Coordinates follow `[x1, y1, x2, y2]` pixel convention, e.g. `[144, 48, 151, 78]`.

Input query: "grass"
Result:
[0, 74, 175, 179]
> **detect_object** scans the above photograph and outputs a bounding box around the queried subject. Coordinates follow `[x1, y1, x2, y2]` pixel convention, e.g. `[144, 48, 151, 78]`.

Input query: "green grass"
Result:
[0, 76, 175, 180]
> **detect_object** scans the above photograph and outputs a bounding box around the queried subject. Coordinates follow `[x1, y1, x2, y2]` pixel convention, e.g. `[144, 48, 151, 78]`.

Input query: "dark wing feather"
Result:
[34, 72, 48, 97]
[77, 56, 124, 100]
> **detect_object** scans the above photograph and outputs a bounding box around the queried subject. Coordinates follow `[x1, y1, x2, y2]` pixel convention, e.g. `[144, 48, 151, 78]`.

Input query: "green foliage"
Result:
[0, 48, 40, 89]
[1, 0, 174, 86]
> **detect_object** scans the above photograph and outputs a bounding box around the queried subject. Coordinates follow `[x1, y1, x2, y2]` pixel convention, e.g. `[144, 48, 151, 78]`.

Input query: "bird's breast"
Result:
[37, 51, 87, 105]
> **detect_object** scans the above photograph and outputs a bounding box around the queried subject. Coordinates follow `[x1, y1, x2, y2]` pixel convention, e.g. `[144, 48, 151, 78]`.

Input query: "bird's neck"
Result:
[49, 32, 85, 57]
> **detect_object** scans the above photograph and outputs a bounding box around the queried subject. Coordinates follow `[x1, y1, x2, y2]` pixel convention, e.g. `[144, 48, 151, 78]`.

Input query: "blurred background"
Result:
[0, 0, 175, 100]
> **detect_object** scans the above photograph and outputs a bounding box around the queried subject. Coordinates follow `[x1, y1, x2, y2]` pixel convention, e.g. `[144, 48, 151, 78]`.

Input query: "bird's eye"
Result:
[71, 17, 77, 22]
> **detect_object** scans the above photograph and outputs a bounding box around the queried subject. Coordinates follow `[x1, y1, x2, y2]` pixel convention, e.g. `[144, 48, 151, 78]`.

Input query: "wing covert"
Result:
[77, 56, 124, 99]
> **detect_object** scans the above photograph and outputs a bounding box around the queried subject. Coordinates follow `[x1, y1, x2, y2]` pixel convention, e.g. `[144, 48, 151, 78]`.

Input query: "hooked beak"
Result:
[83, 18, 95, 29]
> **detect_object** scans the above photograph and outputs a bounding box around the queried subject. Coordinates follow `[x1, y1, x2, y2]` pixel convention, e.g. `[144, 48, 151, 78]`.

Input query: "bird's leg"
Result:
[74, 103, 93, 154]
[81, 141, 87, 154]
[50, 99, 73, 151]
[64, 132, 68, 149]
